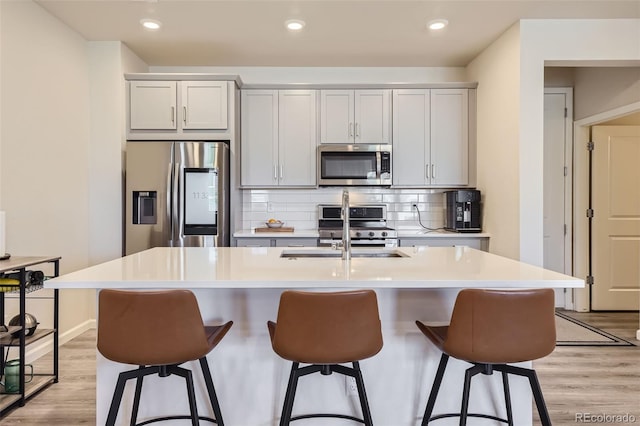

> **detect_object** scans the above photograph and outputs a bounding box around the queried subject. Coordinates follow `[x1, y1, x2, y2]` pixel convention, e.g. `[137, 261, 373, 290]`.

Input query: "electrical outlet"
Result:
[345, 376, 358, 396]
[267, 202, 274, 212]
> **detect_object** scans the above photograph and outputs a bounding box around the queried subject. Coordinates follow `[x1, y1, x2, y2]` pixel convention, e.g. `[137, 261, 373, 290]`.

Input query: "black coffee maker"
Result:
[444, 190, 482, 232]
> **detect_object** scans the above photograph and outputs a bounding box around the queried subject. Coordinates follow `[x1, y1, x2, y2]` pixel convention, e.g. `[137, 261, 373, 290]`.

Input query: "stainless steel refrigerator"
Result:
[125, 141, 230, 255]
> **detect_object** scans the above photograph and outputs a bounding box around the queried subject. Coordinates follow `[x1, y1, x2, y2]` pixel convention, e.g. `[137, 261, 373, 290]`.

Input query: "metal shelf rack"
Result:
[0, 256, 60, 416]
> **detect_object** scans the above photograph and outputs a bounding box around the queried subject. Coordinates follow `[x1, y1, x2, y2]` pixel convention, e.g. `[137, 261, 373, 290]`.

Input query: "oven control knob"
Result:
[369, 231, 375, 237]
[355, 231, 361, 237]
[382, 231, 388, 237]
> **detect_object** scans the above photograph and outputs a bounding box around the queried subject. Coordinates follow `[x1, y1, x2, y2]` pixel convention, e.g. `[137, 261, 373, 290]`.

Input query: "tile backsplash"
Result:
[241, 187, 447, 231]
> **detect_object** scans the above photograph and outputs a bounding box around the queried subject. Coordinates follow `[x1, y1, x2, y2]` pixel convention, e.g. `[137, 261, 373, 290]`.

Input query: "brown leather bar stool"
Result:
[268, 290, 383, 426]
[415, 288, 556, 426]
[98, 289, 233, 426]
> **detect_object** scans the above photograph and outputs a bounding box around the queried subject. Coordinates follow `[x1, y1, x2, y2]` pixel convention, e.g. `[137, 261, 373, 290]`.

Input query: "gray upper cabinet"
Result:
[320, 89, 391, 144]
[127, 80, 228, 139]
[392, 88, 469, 187]
[241, 89, 317, 187]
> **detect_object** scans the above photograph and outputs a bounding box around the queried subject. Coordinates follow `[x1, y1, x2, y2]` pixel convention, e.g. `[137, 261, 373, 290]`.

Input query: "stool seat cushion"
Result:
[98, 289, 232, 366]
[269, 290, 383, 364]
[415, 322, 448, 351]
[417, 289, 556, 364]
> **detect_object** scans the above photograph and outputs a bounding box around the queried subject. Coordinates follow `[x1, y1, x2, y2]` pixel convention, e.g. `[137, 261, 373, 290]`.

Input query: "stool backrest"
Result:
[98, 289, 210, 366]
[271, 290, 383, 364]
[444, 288, 556, 364]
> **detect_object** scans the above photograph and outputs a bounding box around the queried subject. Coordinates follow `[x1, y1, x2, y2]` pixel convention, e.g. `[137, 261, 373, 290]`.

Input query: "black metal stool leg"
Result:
[280, 362, 301, 426]
[501, 371, 514, 426]
[106, 372, 129, 426]
[106, 367, 153, 426]
[352, 361, 374, 426]
[200, 357, 224, 425]
[459, 364, 484, 426]
[169, 366, 200, 426]
[527, 369, 552, 426]
[422, 353, 449, 426]
[130, 366, 146, 426]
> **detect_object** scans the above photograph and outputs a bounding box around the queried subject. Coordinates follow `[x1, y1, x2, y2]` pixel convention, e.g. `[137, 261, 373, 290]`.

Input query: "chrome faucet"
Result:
[341, 189, 351, 260]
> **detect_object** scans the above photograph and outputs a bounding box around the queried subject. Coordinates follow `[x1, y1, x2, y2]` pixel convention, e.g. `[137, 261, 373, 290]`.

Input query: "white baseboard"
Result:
[23, 319, 96, 364]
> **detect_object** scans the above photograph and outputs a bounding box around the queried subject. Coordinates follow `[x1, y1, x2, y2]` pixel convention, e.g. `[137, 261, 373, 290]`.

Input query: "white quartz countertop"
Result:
[396, 230, 490, 238]
[233, 229, 319, 238]
[45, 246, 582, 290]
[233, 229, 489, 238]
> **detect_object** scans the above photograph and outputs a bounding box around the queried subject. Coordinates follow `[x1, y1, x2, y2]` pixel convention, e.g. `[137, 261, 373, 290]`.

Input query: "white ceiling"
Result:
[36, 0, 640, 67]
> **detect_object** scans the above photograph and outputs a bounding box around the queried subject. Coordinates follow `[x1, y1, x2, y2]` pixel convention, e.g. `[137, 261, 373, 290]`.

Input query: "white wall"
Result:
[150, 66, 468, 84]
[0, 1, 93, 335]
[86, 42, 147, 320]
[518, 19, 640, 266]
[466, 24, 522, 259]
[573, 67, 640, 120]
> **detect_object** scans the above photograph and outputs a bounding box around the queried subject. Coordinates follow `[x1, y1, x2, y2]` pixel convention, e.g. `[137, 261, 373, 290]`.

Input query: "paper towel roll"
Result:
[0, 211, 5, 256]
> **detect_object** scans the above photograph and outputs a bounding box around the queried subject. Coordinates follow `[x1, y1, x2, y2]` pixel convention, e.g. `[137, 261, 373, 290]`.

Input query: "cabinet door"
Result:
[430, 89, 469, 186]
[392, 89, 430, 186]
[275, 238, 318, 247]
[399, 237, 485, 250]
[130, 81, 177, 130]
[320, 90, 354, 144]
[180, 81, 228, 129]
[355, 90, 390, 144]
[236, 238, 273, 247]
[241, 90, 279, 186]
[278, 90, 318, 186]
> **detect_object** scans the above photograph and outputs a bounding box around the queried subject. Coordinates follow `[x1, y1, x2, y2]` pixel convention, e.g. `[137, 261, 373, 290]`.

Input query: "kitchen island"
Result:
[46, 246, 582, 426]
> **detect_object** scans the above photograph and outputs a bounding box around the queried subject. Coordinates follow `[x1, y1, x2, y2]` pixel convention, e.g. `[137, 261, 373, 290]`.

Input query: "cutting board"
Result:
[255, 227, 295, 233]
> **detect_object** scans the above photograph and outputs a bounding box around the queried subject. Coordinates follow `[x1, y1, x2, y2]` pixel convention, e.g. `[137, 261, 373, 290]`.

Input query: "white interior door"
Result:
[543, 89, 573, 307]
[592, 125, 640, 310]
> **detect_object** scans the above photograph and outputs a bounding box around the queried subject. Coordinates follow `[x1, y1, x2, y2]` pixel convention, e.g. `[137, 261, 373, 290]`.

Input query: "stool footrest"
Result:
[291, 413, 365, 424]
[430, 412, 510, 424]
[136, 415, 219, 425]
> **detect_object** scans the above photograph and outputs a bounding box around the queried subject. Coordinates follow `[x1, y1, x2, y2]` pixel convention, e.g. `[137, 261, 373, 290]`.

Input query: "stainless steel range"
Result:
[318, 204, 397, 247]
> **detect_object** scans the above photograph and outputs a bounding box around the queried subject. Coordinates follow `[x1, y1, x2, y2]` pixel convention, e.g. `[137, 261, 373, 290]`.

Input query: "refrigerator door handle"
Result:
[173, 161, 181, 246]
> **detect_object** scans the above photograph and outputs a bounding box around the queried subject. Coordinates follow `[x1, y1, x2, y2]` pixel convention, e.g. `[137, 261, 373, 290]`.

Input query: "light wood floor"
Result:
[2, 312, 638, 425]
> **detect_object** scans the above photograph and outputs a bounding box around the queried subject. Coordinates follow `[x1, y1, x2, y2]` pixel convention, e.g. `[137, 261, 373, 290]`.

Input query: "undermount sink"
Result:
[280, 249, 408, 259]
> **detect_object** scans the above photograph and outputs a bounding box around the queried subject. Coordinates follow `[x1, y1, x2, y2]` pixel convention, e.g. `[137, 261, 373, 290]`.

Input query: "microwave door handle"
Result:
[376, 151, 382, 178]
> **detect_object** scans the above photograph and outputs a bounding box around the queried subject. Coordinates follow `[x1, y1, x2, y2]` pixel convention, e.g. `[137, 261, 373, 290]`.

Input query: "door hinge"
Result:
[564, 107, 568, 118]
[564, 166, 568, 177]
[564, 224, 567, 235]
[586, 275, 594, 286]
[587, 141, 595, 151]
[586, 208, 594, 218]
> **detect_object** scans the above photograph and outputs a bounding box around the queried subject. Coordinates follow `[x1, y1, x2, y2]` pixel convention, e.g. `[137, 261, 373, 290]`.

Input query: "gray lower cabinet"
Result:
[235, 237, 318, 247]
[399, 237, 489, 251]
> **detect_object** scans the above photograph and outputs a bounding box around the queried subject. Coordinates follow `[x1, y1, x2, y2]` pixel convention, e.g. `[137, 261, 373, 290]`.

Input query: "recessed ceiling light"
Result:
[285, 19, 305, 31]
[140, 19, 162, 31]
[427, 19, 448, 31]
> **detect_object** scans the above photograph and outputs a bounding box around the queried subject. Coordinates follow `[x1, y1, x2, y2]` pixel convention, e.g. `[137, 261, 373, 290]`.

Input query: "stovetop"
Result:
[317, 204, 396, 239]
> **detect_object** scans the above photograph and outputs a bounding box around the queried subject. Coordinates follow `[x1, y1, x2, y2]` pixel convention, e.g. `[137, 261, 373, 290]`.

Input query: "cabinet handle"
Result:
[432, 164, 436, 179]
[349, 123, 353, 137]
[280, 165, 284, 180]
[183, 106, 187, 124]
[274, 165, 278, 181]
[171, 106, 175, 125]
[425, 164, 429, 180]
[355, 123, 360, 137]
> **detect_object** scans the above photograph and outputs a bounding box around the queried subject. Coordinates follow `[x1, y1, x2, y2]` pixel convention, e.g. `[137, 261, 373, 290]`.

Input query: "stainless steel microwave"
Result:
[318, 144, 392, 186]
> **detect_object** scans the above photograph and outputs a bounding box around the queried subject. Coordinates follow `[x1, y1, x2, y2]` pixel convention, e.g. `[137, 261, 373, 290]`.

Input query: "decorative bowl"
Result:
[265, 221, 284, 228]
